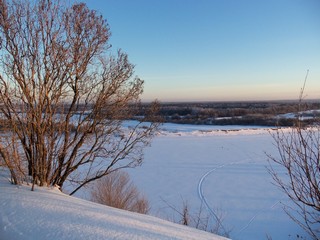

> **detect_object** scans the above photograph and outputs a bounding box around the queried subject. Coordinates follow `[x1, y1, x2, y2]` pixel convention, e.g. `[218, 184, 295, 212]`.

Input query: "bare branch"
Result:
[268, 73, 320, 239]
[0, 0, 159, 193]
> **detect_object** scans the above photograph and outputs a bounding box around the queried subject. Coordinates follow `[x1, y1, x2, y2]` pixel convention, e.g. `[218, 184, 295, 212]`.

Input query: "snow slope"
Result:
[0, 169, 229, 240]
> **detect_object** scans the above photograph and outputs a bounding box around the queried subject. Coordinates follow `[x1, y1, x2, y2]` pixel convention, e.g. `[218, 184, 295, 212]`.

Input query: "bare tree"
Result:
[91, 171, 149, 214]
[0, 0, 159, 194]
[268, 73, 320, 239]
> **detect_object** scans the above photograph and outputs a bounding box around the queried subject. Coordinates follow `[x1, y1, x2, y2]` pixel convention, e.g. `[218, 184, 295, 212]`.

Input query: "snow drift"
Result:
[0, 169, 229, 240]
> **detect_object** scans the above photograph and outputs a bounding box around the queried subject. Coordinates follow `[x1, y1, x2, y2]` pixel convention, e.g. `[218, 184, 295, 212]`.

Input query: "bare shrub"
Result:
[268, 126, 320, 239]
[91, 171, 149, 214]
[0, 134, 26, 184]
[162, 198, 230, 237]
[268, 73, 320, 240]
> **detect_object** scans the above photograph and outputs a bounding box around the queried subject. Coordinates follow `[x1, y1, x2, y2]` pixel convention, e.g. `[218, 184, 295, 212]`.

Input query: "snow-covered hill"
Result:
[0, 169, 229, 240]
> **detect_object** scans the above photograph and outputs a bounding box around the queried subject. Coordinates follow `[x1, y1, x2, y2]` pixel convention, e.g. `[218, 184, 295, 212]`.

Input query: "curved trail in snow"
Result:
[197, 162, 238, 236]
[197, 161, 280, 236]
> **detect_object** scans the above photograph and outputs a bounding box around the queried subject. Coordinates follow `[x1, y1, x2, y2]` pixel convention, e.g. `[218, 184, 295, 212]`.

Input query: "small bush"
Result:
[91, 171, 149, 214]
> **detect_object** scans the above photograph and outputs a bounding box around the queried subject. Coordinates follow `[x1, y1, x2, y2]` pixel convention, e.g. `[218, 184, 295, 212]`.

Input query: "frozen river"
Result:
[127, 123, 308, 240]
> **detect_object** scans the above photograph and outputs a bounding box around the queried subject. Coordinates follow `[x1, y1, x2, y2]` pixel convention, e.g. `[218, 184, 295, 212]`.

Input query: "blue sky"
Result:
[83, 0, 320, 102]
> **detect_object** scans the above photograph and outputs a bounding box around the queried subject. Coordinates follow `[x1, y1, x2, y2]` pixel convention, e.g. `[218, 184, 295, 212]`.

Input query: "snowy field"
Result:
[125, 123, 308, 240]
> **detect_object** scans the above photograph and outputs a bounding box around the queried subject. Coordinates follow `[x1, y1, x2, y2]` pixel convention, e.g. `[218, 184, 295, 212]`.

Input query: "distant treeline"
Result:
[136, 100, 320, 126]
[3, 101, 318, 128]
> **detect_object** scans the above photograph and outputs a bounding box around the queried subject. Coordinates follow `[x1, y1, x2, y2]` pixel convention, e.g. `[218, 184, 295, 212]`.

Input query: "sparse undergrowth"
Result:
[162, 198, 231, 238]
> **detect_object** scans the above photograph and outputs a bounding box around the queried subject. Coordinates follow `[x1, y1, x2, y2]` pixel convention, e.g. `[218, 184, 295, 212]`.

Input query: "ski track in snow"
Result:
[236, 200, 281, 234]
[197, 163, 228, 234]
[197, 161, 244, 235]
[197, 160, 281, 236]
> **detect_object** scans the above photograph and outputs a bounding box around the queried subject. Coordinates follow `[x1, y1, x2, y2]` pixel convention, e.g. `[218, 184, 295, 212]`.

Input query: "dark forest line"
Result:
[137, 100, 320, 126]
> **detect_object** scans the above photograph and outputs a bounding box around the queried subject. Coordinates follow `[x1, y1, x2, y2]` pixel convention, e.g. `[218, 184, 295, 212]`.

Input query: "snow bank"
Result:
[0, 170, 229, 240]
[157, 122, 284, 137]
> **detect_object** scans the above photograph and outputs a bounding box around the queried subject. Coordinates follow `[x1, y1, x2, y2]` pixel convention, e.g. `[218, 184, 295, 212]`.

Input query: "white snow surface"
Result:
[0, 123, 311, 240]
[123, 123, 309, 240]
[0, 170, 228, 240]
